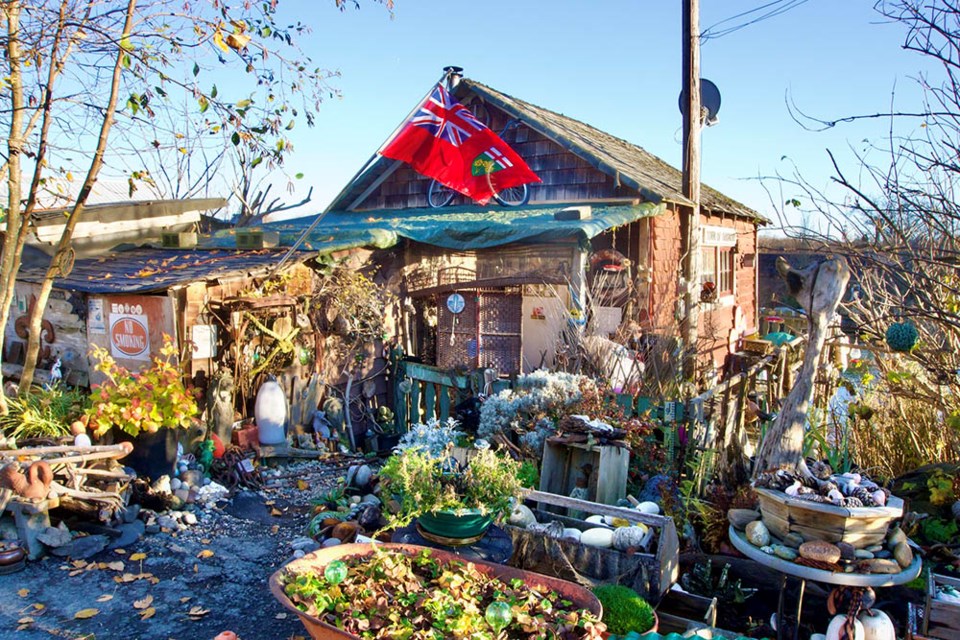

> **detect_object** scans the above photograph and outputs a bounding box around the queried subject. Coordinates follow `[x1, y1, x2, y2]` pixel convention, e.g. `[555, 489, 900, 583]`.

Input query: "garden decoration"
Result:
[884, 320, 918, 353]
[272, 543, 605, 639]
[0, 461, 53, 500]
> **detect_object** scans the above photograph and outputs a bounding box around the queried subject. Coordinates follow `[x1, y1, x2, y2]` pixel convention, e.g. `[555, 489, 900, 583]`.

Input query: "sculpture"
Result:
[753, 256, 850, 479]
[0, 461, 54, 500]
[206, 370, 235, 446]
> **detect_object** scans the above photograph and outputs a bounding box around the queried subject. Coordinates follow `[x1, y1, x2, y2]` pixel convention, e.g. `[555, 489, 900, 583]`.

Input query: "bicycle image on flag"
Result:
[380, 84, 540, 206]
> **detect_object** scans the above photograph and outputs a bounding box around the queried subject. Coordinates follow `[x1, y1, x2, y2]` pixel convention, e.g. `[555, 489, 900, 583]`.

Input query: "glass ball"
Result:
[324, 560, 348, 585]
[485, 601, 512, 632]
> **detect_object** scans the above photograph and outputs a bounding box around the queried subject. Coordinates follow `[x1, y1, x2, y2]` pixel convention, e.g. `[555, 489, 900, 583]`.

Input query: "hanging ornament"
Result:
[324, 560, 348, 585]
[485, 601, 512, 633]
[885, 320, 918, 352]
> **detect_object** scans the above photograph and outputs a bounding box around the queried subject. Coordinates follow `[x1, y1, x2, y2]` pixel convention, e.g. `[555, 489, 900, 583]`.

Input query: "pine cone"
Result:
[842, 497, 864, 508]
[852, 487, 876, 506]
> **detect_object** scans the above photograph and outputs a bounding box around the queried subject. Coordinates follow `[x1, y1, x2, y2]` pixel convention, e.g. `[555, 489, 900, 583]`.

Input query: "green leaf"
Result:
[250, 156, 263, 168]
[119, 35, 134, 52]
[285, 119, 295, 131]
[192, 62, 199, 77]
[198, 96, 209, 113]
[211, 84, 218, 99]
[295, 173, 304, 180]
[231, 132, 240, 146]
[121, 54, 131, 69]
[236, 99, 252, 109]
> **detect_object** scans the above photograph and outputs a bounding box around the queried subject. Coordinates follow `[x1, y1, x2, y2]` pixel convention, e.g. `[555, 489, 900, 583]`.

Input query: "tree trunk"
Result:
[19, 0, 137, 388]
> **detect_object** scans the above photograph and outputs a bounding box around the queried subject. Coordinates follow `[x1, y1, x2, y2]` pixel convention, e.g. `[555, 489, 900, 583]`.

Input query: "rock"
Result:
[854, 550, 874, 560]
[760, 545, 774, 554]
[858, 558, 901, 574]
[887, 527, 907, 548]
[866, 544, 883, 553]
[508, 504, 537, 528]
[727, 509, 760, 531]
[109, 521, 145, 549]
[170, 477, 183, 491]
[353, 465, 372, 488]
[837, 541, 856, 561]
[182, 512, 198, 526]
[290, 537, 321, 553]
[581, 527, 614, 548]
[321, 537, 342, 548]
[875, 550, 892, 559]
[174, 488, 190, 503]
[181, 469, 202, 486]
[894, 541, 913, 568]
[783, 533, 805, 549]
[145, 524, 160, 534]
[561, 528, 582, 543]
[799, 541, 842, 564]
[50, 534, 109, 559]
[151, 475, 172, 494]
[349, 495, 362, 504]
[745, 521, 771, 547]
[293, 549, 305, 559]
[361, 494, 380, 506]
[121, 503, 141, 524]
[345, 465, 358, 487]
[157, 515, 178, 530]
[37, 522, 72, 548]
[773, 545, 798, 561]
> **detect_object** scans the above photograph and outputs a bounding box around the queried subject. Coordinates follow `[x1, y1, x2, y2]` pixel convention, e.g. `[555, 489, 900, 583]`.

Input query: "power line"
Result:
[701, 0, 811, 42]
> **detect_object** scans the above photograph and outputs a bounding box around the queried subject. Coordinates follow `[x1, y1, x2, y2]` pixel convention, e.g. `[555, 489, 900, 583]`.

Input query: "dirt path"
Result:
[0, 459, 358, 640]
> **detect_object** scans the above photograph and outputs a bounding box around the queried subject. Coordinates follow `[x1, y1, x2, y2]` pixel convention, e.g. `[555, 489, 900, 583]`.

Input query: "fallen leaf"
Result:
[271, 508, 282, 517]
[180, 597, 192, 604]
[200, 538, 211, 544]
[296, 479, 309, 491]
[96, 594, 114, 603]
[148, 576, 160, 585]
[196, 549, 214, 559]
[17, 617, 34, 625]
[32, 604, 44, 611]
[114, 548, 126, 555]
[129, 552, 146, 561]
[275, 612, 288, 620]
[74, 608, 99, 619]
[106, 561, 125, 571]
[187, 606, 209, 617]
[133, 595, 153, 610]
[139, 606, 156, 620]
[193, 563, 198, 573]
[72, 560, 88, 568]
[265, 500, 276, 506]
[69, 570, 84, 577]
[270, 525, 279, 535]
[17, 589, 29, 598]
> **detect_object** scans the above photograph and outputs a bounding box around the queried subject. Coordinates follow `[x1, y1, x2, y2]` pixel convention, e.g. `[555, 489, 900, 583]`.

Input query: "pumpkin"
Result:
[581, 527, 614, 548]
[857, 609, 895, 640]
[613, 524, 650, 551]
[826, 615, 864, 640]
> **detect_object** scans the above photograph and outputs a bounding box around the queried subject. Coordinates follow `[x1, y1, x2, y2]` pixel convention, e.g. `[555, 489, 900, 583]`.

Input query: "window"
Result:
[718, 247, 733, 293]
[700, 226, 737, 302]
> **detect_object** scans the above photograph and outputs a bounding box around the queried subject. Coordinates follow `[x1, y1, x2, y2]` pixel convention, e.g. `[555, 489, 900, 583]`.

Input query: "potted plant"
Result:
[591, 585, 657, 637]
[86, 335, 200, 479]
[379, 438, 525, 543]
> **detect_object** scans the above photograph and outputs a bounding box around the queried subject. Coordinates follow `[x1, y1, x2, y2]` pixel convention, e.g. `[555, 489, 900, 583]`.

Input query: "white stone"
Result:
[585, 515, 605, 525]
[170, 478, 183, 491]
[580, 527, 614, 548]
[561, 528, 582, 543]
[636, 501, 660, 515]
[182, 512, 198, 526]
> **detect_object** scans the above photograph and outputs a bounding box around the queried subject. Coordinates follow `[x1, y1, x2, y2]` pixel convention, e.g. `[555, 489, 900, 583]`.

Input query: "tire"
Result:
[427, 180, 456, 208]
[493, 183, 530, 207]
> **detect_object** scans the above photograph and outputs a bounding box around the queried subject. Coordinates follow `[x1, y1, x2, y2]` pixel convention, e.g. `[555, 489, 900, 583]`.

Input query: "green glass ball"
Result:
[324, 560, 348, 585]
[485, 601, 512, 632]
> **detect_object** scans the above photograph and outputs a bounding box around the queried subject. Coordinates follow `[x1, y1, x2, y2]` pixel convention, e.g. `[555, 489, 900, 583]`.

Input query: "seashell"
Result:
[798, 486, 816, 495]
[810, 460, 833, 480]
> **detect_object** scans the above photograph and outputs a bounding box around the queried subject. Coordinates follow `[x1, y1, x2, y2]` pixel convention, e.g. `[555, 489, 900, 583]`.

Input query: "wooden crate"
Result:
[743, 337, 774, 355]
[539, 438, 629, 508]
[756, 487, 903, 548]
[921, 573, 960, 639]
[655, 589, 717, 634]
[504, 489, 679, 600]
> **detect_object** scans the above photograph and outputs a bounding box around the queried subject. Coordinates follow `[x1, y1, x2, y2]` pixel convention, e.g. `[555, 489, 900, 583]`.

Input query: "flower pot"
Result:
[269, 542, 603, 640]
[114, 427, 178, 480]
[417, 508, 493, 545]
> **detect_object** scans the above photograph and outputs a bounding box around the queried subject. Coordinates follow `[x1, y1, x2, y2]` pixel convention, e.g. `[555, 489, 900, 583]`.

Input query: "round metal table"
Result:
[391, 523, 514, 564]
[729, 526, 921, 639]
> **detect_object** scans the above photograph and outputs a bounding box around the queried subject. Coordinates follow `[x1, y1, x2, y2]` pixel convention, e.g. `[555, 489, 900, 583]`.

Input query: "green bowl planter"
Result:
[417, 509, 493, 544]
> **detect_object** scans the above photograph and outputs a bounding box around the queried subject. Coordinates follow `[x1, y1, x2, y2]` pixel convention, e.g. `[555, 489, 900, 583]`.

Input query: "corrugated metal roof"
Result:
[462, 80, 765, 222]
[16, 248, 310, 294]
[205, 202, 666, 253]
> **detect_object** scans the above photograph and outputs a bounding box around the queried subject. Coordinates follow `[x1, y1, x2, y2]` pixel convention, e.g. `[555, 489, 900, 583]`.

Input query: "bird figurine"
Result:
[0, 461, 54, 500]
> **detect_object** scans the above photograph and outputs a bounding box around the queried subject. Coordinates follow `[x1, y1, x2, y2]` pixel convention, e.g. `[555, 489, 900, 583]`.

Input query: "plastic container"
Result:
[255, 377, 287, 445]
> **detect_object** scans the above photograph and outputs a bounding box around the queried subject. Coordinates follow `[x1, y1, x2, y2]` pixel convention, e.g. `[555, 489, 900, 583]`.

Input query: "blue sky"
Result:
[262, 1, 938, 232]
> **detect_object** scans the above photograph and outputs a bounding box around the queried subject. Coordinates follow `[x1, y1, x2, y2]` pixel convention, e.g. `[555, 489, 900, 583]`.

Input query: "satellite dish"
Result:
[678, 78, 722, 126]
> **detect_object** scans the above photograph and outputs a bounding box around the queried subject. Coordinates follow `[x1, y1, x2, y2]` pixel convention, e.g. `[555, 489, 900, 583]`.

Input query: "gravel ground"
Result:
[0, 456, 366, 640]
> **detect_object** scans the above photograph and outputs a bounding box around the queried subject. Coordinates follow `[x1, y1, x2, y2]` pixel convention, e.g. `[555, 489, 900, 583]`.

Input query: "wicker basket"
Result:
[755, 487, 903, 549]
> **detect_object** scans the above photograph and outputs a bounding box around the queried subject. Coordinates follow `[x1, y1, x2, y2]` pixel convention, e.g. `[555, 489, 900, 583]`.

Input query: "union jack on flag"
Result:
[410, 85, 487, 147]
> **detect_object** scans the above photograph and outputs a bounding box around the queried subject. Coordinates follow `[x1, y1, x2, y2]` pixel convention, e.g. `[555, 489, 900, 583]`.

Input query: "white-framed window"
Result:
[701, 226, 737, 301]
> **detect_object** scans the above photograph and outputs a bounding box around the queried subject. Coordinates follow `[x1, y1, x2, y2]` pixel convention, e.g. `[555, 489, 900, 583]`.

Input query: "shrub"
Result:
[591, 584, 655, 635]
[0, 385, 88, 440]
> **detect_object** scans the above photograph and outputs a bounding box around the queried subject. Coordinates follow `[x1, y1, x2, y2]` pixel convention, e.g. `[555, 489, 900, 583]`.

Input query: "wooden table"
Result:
[729, 526, 922, 640]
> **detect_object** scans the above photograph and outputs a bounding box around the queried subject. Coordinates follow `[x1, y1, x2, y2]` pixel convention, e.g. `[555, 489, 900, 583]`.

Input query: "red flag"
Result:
[381, 84, 540, 205]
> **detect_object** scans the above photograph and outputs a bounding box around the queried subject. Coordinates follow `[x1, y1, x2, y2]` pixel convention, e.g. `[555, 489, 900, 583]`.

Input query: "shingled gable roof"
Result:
[461, 79, 764, 222]
[330, 76, 766, 224]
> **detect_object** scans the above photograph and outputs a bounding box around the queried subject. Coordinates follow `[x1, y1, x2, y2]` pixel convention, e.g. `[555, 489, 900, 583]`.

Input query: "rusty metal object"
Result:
[269, 542, 603, 640]
[210, 445, 262, 490]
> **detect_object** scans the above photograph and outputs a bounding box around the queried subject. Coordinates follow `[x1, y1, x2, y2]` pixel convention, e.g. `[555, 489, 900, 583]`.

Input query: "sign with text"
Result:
[109, 314, 150, 360]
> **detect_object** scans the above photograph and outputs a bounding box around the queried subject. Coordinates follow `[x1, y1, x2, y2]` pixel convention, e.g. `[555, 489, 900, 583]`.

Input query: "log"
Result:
[0, 444, 130, 457]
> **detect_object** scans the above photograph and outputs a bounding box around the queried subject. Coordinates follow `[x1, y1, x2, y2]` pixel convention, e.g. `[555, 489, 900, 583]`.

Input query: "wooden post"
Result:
[681, 0, 702, 383]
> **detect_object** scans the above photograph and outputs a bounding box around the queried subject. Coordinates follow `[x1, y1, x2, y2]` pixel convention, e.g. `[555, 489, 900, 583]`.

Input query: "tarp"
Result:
[204, 202, 666, 254]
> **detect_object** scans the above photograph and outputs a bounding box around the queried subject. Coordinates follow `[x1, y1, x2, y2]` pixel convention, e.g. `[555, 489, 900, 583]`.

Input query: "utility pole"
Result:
[681, 0, 702, 384]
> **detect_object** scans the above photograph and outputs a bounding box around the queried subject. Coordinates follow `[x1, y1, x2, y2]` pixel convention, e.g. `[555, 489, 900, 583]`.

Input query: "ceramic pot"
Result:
[417, 509, 493, 543]
[115, 427, 178, 480]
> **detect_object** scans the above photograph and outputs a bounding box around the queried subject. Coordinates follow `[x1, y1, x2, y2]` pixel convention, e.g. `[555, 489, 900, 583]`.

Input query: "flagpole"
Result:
[268, 68, 451, 277]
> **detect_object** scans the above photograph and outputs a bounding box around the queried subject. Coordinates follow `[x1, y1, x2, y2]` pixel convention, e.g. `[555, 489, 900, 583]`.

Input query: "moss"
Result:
[592, 584, 655, 635]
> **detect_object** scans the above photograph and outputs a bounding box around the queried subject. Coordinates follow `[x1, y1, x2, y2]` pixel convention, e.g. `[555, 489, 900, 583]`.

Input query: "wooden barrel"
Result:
[755, 487, 903, 548]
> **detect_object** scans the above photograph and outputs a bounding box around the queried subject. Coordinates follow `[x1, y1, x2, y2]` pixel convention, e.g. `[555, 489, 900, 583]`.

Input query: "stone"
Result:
[866, 544, 883, 553]
[894, 541, 913, 568]
[353, 465, 372, 489]
[182, 512, 198, 526]
[773, 545, 798, 561]
[37, 522, 72, 548]
[858, 558, 901, 574]
[109, 521, 145, 549]
[350, 495, 361, 504]
[293, 549, 305, 559]
[181, 469, 202, 486]
[836, 541, 856, 561]
[854, 549, 874, 560]
[727, 509, 760, 531]
[875, 550, 892, 559]
[290, 536, 321, 553]
[157, 515, 178, 530]
[174, 488, 190, 503]
[887, 527, 907, 548]
[745, 521, 771, 547]
[170, 477, 183, 491]
[760, 545, 774, 554]
[799, 541, 842, 564]
[581, 527, 614, 548]
[783, 533, 805, 549]
[361, 494, 380, 506]
[508, 504, 537, 528]
[49, 534, 108, 559]
[321, 537, 341, 548]
[151, 475, 171, 494]
[145, 524, 160, 534]
[121, 503, 141, 524]
[345, 465, 358, 487]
